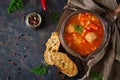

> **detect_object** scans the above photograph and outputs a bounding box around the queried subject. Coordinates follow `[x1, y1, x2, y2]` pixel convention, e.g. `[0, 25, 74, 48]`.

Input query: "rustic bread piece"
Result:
[45, 32, 60, 52]
[51, 52, 78, 77]
[44, 50, 54, 65]
[43, 32, 60, 65]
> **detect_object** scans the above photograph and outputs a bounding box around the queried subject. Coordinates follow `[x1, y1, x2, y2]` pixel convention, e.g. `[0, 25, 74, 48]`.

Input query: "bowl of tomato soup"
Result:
[59, 11, 107, 60]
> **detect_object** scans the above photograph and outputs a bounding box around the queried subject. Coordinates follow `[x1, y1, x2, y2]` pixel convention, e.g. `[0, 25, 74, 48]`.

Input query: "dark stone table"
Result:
[0, 0, 120, 80]
[0, 0, 76, 80]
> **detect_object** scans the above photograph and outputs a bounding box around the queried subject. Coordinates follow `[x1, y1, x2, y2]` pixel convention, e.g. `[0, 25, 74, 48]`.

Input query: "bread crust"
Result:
[43, 32, 60, 65]
[43, 32, 78, 77]
[51, 52, 78, 77]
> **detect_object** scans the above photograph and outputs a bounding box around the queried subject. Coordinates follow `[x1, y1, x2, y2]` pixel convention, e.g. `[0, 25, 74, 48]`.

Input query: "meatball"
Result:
[66, 24, 75, 33]
[85, 32, 97, 43]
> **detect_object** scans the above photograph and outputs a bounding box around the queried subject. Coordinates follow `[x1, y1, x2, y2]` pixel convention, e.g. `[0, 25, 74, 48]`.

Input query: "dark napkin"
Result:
[56, 0, 120, 80]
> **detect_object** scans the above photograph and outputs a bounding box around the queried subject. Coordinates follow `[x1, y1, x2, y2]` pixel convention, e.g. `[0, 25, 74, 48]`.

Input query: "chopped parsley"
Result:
[52, 12, 60, 22]
[74, 24, 83, 34]
[31, 64, 49, 75]
[7, 0, 24, 13]
[90, 71, 103, 80]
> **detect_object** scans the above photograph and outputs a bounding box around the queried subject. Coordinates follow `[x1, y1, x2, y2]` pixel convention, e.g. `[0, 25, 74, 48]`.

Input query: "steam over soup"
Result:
[64, 12, 104, 56]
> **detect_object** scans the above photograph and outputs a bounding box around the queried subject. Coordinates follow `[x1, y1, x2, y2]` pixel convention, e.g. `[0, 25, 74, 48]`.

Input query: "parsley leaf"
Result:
[74, 24, 83, 34]
[7, 0, 24, 13]
[31, 64, 49, 75]
[90, 71, 103, 80]
[52, 12, 60, 22]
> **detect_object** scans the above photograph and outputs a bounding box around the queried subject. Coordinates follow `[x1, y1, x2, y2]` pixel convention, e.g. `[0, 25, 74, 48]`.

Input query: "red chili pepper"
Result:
[41, 0, 46, 11]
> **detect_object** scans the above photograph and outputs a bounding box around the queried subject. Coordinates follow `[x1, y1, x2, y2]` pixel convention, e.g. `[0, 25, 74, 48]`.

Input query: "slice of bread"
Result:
[43, 32, 60, 65]
[45, 32, 60, 52]
[44, 50, 54, 65]
[51, 52, 78, 77]
[43, 32, 78, 77]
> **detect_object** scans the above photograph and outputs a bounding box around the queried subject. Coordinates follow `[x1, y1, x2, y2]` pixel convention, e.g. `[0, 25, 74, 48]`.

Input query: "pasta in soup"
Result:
[64, 12, 104, 56]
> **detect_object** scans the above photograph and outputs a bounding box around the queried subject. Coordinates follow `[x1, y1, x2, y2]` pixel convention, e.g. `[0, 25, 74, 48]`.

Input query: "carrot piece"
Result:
[90, 24, 98, 30]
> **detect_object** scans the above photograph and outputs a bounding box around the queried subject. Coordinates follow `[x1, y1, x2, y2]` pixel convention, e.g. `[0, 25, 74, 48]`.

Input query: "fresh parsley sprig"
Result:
[7, 0, 24, 13]
[90, 71, 103, 80]
[31, 64, 49, 75]
[74, 24, 83, 34]
[52, 12, 60, 22]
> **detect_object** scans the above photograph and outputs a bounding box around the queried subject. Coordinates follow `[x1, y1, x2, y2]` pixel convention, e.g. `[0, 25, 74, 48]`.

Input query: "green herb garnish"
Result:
[74, 24, 83, 34]
[31, 64, 49, 75]
[52, 12, 60, 22]
[90, 71, 103, 80]
[7, 0, 24, 13]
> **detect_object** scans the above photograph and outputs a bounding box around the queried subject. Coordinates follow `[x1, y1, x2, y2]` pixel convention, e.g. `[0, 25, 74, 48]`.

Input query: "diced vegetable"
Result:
[90, 24, 98, 30]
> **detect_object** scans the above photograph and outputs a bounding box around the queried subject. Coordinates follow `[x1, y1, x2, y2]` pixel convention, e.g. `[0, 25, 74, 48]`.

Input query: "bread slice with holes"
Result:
[44, 50, 54, 65]
[51, 52, 78, 77]
[45, 32, 60, 52]
[43, 32, 60, 65]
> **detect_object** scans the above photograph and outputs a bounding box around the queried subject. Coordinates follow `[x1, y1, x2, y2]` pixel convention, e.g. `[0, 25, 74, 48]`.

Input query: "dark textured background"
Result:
[0, 0, 120, 80]
[0, 0, 70, 80]
[0, 0, 84, 80]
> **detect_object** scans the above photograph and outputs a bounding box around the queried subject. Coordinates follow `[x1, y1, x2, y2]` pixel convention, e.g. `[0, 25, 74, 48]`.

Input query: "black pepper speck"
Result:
[13, 53, 17, 56]
[15, 43, 18, 46]
[8, 59, 11, 62]
[21, 34, 24, 37]
[13, 62, 17, 66]
[7, 76, 11, 80]
[18, 36, 21, 39]
[24, 47, 28, 50]
[18, 68, 21, 70]
[23, 55, 26, 57]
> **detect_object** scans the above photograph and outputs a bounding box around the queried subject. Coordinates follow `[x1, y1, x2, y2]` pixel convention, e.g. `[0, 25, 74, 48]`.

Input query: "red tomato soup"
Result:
[64, 12, 104, 56]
